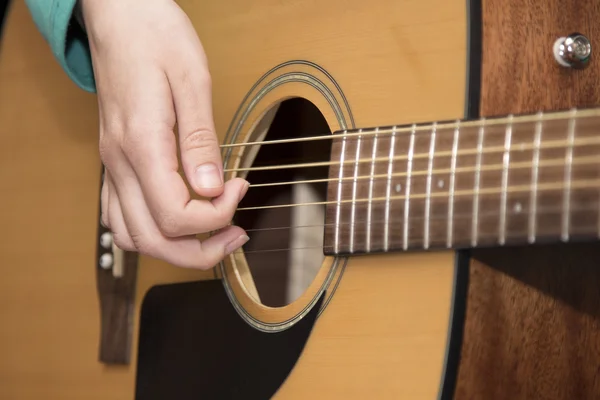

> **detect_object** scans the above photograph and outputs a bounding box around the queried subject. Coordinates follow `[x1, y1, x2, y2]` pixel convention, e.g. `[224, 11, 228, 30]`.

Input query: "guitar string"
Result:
[241, 203, 600, 234]
[246, 155, 599, 188]
[224, 136, 600, 174]
[237, 227, 586, 255]
[235, 179, 600, 211]
[219, 108, 600, 149]
[236, 217, 600, 256]
[235, 207, 600, 255]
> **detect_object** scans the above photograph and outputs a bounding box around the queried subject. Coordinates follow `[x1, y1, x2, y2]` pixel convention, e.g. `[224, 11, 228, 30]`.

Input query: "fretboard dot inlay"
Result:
[514, 202, 523, 213]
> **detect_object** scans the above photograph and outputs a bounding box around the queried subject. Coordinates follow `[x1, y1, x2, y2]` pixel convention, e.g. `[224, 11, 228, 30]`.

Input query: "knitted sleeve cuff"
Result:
[26, 0, 96, 93]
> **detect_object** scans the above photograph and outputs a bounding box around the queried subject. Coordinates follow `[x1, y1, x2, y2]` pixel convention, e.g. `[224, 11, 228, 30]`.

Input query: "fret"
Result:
[528, 112, 543, 243]
[349, 130, 363, 253]
[461, 121, 505, 246]
[447, 121, 460, 248]
[411, 123, 458, 248]
[499, 115, 514, 245]
[471, 120, 485, 246]
[561, 110, 577, 241]
[402, 125, 415, 250]
[384, 126, 397, 251]
[448, 125, 479, 247]
[333, 133, 347, 254]
[562, 113, 600, 240]
[366, 129, 379, 252]
[501, 117, 537, 244]
[535, 116, 572, 241]
[424, 123, 437, 249]
[404, 126, 431, 248]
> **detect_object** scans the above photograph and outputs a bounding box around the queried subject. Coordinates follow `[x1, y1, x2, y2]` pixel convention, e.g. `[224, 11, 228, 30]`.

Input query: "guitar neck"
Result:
[323, 108, 600, 255]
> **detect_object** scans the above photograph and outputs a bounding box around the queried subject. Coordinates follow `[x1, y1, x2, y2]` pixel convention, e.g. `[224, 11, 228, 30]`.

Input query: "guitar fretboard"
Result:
[323, 109, 600, 255]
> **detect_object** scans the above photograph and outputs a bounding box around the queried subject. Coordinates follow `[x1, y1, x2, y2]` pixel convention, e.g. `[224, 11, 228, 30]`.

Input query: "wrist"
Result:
[76, 0, 116, 41]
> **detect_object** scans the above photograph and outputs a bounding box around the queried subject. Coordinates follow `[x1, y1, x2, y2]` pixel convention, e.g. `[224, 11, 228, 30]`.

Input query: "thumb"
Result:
[179, 126, 225, 199]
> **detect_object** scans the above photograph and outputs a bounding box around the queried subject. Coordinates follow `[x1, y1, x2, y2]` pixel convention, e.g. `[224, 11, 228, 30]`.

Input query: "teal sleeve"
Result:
[24, 0, 96, 93]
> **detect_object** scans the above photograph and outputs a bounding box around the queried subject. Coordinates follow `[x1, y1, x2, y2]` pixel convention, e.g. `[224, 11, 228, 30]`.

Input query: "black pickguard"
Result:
[135, 280, 323, 400]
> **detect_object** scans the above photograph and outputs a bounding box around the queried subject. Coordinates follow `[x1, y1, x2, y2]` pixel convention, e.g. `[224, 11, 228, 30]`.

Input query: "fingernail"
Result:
[195, 163, 223, 188]
[238, 181, 250, 202]
[225, 234, 250, 255]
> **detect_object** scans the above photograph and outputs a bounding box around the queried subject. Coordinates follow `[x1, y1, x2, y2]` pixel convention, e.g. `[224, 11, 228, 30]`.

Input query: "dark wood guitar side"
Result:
[456, 0, 600, 398]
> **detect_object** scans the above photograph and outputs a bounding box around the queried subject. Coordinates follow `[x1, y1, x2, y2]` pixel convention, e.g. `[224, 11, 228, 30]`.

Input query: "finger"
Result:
[114, 170, 249, 269]
[162, 224, 249, 270]
[123, 124, 250, 236]
[100, 171, 110, 228]
[128, 153, 248, 236]
[118, 68, 248, 237]
[106, 173, 136, 252]
[188, 225, 250, 269]
[167, 43, 224, 199]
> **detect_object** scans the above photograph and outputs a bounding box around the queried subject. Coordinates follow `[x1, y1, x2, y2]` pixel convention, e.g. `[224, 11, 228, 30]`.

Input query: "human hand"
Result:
[81, 0, 249, 269]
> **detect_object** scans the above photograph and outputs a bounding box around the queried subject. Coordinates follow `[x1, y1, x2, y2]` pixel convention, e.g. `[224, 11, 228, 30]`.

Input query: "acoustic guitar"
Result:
[2, 0, 600, 398]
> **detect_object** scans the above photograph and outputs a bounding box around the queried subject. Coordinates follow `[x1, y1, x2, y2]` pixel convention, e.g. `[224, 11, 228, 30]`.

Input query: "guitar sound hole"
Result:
[234, 98, 332, 307]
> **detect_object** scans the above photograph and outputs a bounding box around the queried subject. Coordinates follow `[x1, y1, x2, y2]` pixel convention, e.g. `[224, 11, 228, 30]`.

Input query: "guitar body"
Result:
[1, 0, 599, 399]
